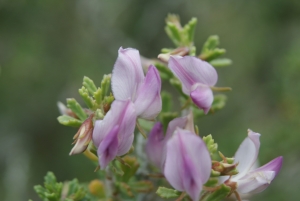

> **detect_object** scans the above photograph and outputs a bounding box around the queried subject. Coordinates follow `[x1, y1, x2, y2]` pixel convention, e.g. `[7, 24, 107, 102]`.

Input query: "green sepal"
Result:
[93, 88, 102, 105]
[100, 74, 111, 100]
[79, 86, 96, 110]
[210, 58, 232, 67]
[225, 157, 234, 164]
[129, 180, 153, 193]
[83, 76, 97, 94]
[66, 98, 87, 121]
[95, 109, 104, 120]
[57, 115, 83, 127]
[202, 184, 231, 201]
[203, 134, 218, 157]
[204, 177, 219, 187]
[155, 62, 174, 80]
[33, 172, 63, 201]
[110, 162, 124, 176]
[156, 187, 181, 199]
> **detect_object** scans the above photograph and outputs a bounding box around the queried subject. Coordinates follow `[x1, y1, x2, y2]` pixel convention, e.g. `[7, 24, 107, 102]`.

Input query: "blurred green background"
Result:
[1, 0, 300, 200]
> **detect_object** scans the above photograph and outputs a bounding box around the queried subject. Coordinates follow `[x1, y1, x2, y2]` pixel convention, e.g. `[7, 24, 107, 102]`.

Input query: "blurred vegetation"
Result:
[0, 0, 300, 200]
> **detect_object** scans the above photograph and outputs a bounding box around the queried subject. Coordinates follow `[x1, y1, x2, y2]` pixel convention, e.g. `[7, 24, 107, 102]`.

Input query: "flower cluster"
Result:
[51, 15, 284, 201]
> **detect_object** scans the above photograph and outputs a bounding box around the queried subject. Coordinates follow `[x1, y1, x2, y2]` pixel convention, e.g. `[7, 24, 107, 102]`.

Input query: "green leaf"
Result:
[79, 86, 96, 110]
[83, 76, 97, 94]
[100, 74, 111, 100]
[155, 62, 174, 80]
[129, 180, 153, 193]
[67, 178, 86, 201]
[202, 184, 231, 201]
[203, 134, 218, 157]
[211, 94, 227, 112]
[93, 88, 102, 105]
[160, 112, 178, 132]
[57, 115, 82, 127]
[165, 22, 182, 47]
[204, 177, 219, 187]
[156, 187, 181, 199]
[67, 98, 87, 121]
[183, 17, 197, 45]
[115, 156, 140, 182]
[202, 35, 220, 53]
[210, 58, 232, 67]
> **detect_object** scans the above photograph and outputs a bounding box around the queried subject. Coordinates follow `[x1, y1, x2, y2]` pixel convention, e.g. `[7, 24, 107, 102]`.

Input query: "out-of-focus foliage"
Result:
[1, 0, 300, 200]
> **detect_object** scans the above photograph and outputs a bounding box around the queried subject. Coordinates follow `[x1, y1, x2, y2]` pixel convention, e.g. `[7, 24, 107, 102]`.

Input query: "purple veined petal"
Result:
[92, 100, 137, 155]
[112, 47, 145, 100]
[236, 171, 276, 194]
[98, 125, 119, 169]
[168, 56, 218, 94]
[164, 128, 211, 201]
[164, 116, 188, 141]
[249, 156, 283, 177]
[146, 122, 165, 169]
[134, 65, 162, 120]
[190, 84, 214, 114]
[233, 130, 261, 180]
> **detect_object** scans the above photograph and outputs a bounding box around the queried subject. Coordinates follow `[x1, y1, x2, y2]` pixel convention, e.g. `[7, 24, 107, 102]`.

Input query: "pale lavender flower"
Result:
[223, 129, 283, 195]
[112, 47, 162, 120]
[92, 100, 136, 169]
[168, 56, 218, 114]
[146, 116, 188, 170]
[164, 128, 211, 201]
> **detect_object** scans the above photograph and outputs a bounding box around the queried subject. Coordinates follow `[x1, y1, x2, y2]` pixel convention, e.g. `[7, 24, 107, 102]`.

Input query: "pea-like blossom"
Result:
[92, 100, 136, 169]
[168, 56, 218, 114]
[112, 47, 162, 120]
[145, 116, 189, 170]
[164, 128, 212, 201]
[223, 129, 283, 195]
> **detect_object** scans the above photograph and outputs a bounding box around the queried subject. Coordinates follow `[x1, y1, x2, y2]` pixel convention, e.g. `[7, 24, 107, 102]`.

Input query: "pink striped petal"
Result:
[134, 65, 162, 120]
[164, 128, 211, 201]
[190, 84, 214, 114]
[112, 47, 145, 100]
[98, 125, 119, 169]
[168, 56, 218, 94]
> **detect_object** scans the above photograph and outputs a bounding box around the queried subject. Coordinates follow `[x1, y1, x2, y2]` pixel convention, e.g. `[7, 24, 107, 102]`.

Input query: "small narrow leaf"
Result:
[165, 22, 182, 46]
[93, 88, 102, 105]
[100, 74, 111, 100]
[202, 35, 220, 53]
[79, 86, 95, 110]
[57, 115, 82, 127]
[156, 187, 181, 199]
[129, 181, 153, 193]
[183, 17, 197, 45]
[202, 184, 231, 201]
[210, 58, 232, 67]
[83, 76, 97, 94]
[67, 98, 87, 121]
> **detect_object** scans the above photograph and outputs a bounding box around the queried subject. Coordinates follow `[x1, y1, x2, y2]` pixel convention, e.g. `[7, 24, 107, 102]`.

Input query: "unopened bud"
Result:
[88, 179, 105, 198]
[212, 161, 238, 176]
[158, 47, 189, 63]
[69, 114, 94, 155]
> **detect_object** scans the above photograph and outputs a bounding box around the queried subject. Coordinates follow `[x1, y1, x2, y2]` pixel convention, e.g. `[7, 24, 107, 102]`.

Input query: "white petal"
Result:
[233, 130, 261, 180]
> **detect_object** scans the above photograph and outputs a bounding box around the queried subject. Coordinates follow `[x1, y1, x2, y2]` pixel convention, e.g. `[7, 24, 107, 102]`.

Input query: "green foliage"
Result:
[193, 94, 227, 118]
[78, 86, 95, 110]
[156, 187, 181, 199]
[204, 177, 219, 187]
[165, 14, 197, 48]
[100, 74, 111, 100]
[115, 156, 140, 183]
[160, 112, 178, 132]
[66, 99, 87, 121]
[154, 62, 173, 80]
[33, 172, 63, 201]
[200, 35, 227, 61]
[209, 58, 232, 67]
[202, 184, 231, 201]
[66, 179, 87, 201]
[57, 115, 83, 127]
[83, 76, 97, 95]
[203, 134, 218, 157]
[161, 92, 173, 113]
[129, 180, 153, 193]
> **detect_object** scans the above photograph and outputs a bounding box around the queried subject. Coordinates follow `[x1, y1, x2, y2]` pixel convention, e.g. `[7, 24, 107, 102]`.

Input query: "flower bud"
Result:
[69, 114, 94, 155]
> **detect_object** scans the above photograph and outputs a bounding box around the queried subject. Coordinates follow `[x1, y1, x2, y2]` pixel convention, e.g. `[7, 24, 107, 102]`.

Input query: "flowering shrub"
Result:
[32, 14, 282, 201]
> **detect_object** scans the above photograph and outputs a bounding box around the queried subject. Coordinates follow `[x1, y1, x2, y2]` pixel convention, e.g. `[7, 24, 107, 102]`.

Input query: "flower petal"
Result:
[98, 125, 119, 169]
[146, 122, 165, 169]
[112, 47, 145, 100]
[164, 128, 211, 201]
[237, 171, 276, 194]
[190, 84, 214, 114]
[168, 56, 218, 94]
[134, 65, 162, 120]
[250, 156, 283, 177]
[233, 130, 261, 180]
[92, 100, 137, 156]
